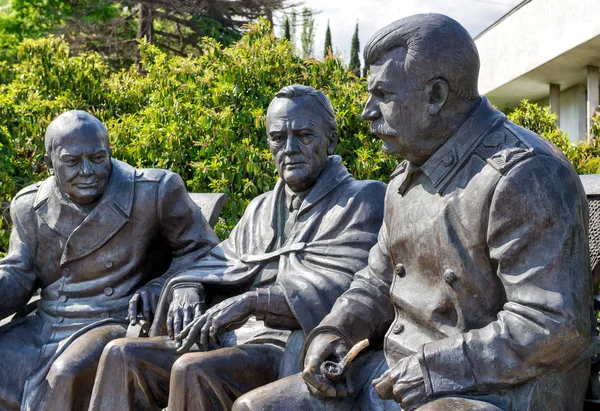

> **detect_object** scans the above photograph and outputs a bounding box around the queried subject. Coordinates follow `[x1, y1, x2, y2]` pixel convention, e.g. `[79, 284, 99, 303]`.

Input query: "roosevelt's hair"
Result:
[267, 84, 338, 143]
[45, 110, 109, 153]
[364, 13, 480, 100]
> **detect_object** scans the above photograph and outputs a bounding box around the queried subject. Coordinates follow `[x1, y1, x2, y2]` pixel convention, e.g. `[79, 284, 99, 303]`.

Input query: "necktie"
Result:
[283, 194, 302, 241]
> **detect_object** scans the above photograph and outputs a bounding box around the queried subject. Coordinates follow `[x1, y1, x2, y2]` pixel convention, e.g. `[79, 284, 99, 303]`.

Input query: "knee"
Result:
[232, 391, 260, 411]
[101, 338, 136, 365]
[172, 353, 213, 382]
[418, 397, 503, 411]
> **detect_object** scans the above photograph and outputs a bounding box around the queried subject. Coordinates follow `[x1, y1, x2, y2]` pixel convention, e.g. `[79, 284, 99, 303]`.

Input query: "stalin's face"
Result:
[267, 96, 331, 193]
[46, 121, 112, 206]
[361, 47, 448, 165]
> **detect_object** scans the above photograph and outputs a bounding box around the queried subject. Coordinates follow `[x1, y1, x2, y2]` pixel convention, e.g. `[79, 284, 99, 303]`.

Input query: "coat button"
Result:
[104, 287, 114, 296]
[104, 261, 114, 269]
[442, 152, 455, 167]
[62, 269, 71, 278]
[444, 269, 457, 284]
[392, 323, 404, 334]
[58, 295, 67, 303]
[394, 264, 406, 278]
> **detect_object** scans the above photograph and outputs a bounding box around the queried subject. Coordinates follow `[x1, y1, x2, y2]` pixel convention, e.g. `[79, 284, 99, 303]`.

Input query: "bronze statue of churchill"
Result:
[234, 14, 592, 411]
[0, 111, 218, 410]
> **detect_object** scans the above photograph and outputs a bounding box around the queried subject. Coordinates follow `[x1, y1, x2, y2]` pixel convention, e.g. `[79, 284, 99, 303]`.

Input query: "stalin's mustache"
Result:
[370, 121, 398, 137]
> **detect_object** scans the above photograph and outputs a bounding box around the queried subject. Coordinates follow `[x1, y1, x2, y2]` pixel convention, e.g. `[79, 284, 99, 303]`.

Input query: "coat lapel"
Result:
[298, 155, 351, 215]
[34, 178, 83, 240]
[60, 159, 135, 266]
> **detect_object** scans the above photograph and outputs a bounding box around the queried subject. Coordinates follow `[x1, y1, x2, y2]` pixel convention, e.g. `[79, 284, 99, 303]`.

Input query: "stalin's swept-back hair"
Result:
[267, 84, 338, 149]
[45, 110, 109, 153]
[364, 13, 480, 101]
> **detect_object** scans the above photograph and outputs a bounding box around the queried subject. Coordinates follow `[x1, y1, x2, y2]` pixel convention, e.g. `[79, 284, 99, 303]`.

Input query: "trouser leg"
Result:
[89, 336, 180, 411]
[233, 350, 394, 411]
[29, 323, 127, 411]
[167, 344, 283, 411]
[0, 315, 45, 411]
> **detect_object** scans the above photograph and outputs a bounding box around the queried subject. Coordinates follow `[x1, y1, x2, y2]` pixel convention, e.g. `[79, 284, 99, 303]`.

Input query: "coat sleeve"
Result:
[301, 183, 395, 349]
[419, 155, 592, 397]
[146, 172, 219, 288]
[0, 196, 39, 319]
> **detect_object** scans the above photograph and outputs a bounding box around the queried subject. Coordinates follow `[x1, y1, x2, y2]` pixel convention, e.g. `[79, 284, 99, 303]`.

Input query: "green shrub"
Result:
[0, 21, 396, 255]
[507, 99, 600, 174]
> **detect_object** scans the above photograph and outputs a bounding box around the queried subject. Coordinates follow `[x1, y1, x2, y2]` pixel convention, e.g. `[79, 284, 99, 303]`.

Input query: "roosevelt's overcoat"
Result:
[0, 158, 218, 410]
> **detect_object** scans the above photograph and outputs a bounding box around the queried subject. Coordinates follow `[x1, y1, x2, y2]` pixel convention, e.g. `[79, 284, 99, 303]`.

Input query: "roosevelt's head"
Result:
[266, 85, 338, 193]
[362, 13, 480, 165]
[44, 110, 113, 206]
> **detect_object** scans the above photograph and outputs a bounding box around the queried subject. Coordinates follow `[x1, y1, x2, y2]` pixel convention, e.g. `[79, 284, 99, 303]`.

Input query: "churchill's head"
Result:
[361, 13, 480, 165]
[266, 85, 338, 193]
[44, 110, 112, 206]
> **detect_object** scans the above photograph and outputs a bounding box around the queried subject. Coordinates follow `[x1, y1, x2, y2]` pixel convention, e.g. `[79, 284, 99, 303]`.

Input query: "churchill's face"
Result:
[267, 97, 331, 192]
[47, 124, 112, 205]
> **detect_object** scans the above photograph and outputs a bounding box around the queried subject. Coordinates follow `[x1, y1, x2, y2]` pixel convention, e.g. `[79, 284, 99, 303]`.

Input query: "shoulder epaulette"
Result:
[135, 168, 166, 183]
[475, 127, 535, 174]
[14, 182, 42, 200]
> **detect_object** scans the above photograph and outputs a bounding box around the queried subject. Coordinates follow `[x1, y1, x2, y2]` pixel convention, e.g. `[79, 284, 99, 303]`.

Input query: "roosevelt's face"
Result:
[362, 47, 433, 163]
[48, 127, 112, 205]
[267, 97, 331, 192]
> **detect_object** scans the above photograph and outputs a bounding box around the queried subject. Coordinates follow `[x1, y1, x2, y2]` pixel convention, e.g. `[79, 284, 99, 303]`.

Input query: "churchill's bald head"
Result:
[45, 110, 110, 154]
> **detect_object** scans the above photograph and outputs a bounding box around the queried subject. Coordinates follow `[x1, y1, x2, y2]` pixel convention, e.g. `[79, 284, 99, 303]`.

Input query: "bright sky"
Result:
[275, 0, 523, 63]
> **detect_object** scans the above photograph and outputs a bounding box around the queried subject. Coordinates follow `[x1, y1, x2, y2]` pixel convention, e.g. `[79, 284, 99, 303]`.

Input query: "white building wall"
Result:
[560, 84, 587, 142]
[476, 0, 600, 95]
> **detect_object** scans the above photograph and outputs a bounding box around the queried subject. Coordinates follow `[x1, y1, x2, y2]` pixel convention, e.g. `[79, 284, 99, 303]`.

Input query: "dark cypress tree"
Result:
[284, 16, 291, 41]
[349, 22, 361, 76]
[323, 20, 332, 57]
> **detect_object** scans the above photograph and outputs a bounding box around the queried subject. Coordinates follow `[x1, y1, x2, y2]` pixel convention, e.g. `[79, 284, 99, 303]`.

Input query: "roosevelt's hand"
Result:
[301, 332, 355, 399]
[175, 291, 257, 353]
[127, 282, 161, 325]
[372, 354, 426, 410]
[167, 286, 205, 340]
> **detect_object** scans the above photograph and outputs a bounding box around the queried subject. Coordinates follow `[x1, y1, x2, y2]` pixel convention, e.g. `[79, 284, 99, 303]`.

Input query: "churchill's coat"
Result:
[0, 159, 218, 411]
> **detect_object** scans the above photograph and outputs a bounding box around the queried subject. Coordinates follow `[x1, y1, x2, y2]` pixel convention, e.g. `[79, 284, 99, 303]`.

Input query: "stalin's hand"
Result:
[128, 282, 162, 326]
[302, 332, 355, 399]
[175, 291, 257, 353]
[372, 354, 427, 410]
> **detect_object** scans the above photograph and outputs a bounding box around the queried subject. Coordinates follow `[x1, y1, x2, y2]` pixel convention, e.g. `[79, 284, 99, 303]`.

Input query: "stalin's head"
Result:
[361, 13, 481, 165]
[44, 110, 113, 206]
[266, 85, 338, 193]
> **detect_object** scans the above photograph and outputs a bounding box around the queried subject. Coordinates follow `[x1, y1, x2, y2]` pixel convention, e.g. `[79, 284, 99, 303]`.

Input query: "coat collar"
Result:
[34, 158, 136, 265]
[267, 155, 352, 239]
[419, 97, 505, 193]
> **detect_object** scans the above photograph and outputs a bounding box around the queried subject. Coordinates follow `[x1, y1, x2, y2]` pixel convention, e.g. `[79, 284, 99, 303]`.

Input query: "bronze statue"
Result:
[233, 14, 592, 411]
[88, 85, 387, 411]
[0, 111, 218, 410]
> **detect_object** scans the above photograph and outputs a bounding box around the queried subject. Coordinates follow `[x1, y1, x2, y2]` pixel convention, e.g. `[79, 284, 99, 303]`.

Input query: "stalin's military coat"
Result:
[238, 98, 592, 411]
[0, 159, 218, 411]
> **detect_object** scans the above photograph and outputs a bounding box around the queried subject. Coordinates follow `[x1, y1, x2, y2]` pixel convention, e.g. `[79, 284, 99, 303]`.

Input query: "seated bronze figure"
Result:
[88, 85, 387, 411]
[233, 14, 592, 411]
[0, 111, 218, 410]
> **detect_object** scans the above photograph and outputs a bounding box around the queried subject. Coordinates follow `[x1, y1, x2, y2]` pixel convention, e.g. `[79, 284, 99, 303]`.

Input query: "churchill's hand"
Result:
[301, 332, 355, 399]
[175, 291, 257, 353]
[127, 282, 161, 325]
[167, 286, 206, 339]
[372, 354, 426, 410]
